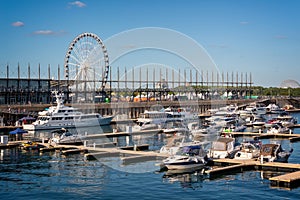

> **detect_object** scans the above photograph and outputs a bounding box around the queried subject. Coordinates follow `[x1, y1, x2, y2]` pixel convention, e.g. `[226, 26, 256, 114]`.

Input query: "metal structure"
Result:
[64, 32, 109, 102]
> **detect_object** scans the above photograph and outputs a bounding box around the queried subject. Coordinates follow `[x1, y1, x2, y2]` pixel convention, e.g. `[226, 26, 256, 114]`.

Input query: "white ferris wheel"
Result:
[64, 32, 109, 101]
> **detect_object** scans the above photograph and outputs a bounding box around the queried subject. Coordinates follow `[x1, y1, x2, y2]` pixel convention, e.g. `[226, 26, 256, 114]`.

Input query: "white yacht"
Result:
[135, 106, 198, 130]
[23, 92, 114, 130]
[266, 104, 284, 114]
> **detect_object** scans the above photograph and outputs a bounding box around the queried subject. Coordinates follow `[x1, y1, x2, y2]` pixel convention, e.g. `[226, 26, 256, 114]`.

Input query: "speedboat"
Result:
[208, 137, 238, 159]
[260, 143, 293, 162]
[275, 112, 297, 128]
[188, 122, 220, 138]
[163, 119, 190, 135]
[159, 136, 206, 156]
[49, 128, 83, 145]
[162, 145, 208, 170]
[266, 104, 284, 114]
[234, 140, 262, 160]
[23, 91, 114, 130]
[266, 123, 292, 134]
[251, 115, 266, 129]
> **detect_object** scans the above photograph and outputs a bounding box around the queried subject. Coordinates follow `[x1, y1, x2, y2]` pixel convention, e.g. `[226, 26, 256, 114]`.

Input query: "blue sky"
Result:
[0, 0, 299, 87]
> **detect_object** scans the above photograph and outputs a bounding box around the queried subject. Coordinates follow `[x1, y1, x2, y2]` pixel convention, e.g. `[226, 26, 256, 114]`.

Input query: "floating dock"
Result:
[228, 131, 300, 142]
[269, 171, 300, 189]
[205, 158, 300, 189]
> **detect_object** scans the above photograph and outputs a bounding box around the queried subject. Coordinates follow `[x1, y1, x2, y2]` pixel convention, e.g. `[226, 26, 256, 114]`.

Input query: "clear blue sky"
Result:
[0, 0, 299, 87]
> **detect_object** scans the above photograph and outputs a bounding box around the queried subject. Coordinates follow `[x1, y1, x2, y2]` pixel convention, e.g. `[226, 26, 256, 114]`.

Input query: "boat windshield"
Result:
[176, 146, 203, 156]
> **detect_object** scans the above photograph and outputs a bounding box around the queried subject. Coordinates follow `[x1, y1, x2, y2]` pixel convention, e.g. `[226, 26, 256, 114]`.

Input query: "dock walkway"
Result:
[229, 131, 300, 142]
[205, 158, 300, 189]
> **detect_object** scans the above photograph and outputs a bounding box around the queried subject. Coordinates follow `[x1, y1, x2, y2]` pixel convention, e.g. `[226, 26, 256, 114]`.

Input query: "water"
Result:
[1, 113, 300, 199]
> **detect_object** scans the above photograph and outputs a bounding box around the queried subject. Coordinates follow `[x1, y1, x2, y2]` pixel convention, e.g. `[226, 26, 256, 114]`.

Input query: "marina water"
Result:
[1, 113, 300, 199]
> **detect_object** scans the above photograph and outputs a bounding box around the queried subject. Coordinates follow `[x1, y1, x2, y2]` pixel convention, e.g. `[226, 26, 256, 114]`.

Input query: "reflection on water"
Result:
[163, 170, 206, 189]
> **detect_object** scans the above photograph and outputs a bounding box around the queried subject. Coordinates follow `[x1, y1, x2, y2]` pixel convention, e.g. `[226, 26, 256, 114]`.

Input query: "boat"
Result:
[136, 106, 198, 128]
[251, 115, 266, 129]
[266, 104, 284, 114]
[266, 123, 292, 134]
[49, 128, 83, 145]
[162, 145, 209, 170]
[164, 107, 199, 122]
[132, 121, 161, 131]
[135, 109, 169, 127]
[275, 112, 297, 128]
[163, 119, 190, 135]
[260, 143, 293, 162]
[23, 91, 114, 130]
[188, 121, 220, 138]
[21, 141, 46, 150]
[239, 103, 267, 116]
[264, 118, 278, 128]
[208, 137, 238, 159]
[234, 140, 262, 160]
[159, 136, 205, 156]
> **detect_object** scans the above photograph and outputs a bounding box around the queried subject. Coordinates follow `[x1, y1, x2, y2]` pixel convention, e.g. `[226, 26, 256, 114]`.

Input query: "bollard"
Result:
[84, 140, 87, 147]
[93, 142, 96, 149]
[289, 129, 292, 134]
[260, 155, 264, 164]
[259, 129, 261, 134]
[134, 144, 137, 151]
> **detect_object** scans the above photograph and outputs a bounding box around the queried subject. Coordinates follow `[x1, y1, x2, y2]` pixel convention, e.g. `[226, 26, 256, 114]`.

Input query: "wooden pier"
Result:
[205, 158, 300, 189]
[229, 131, 300, 143]
[269, 171, 300, 188]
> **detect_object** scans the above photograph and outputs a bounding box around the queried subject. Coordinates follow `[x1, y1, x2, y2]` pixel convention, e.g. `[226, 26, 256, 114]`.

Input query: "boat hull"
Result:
[23, 116, 114, 131]
[165, 162, 206, 170]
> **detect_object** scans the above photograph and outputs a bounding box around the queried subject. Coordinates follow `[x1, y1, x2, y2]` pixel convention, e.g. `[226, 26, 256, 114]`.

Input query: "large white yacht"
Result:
[23, 92, 114, 131]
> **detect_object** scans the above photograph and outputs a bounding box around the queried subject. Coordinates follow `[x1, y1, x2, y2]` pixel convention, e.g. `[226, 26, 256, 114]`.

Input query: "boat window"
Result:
[52, 117, 63, 120]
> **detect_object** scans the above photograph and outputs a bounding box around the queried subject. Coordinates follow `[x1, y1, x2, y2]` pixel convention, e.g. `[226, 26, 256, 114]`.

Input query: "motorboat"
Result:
[163, 119, 190, 135]
[132, 121, 161, 131]
[188, 122, 220, 138]
[135, 109, 169, 126]
[213, 104, 238, 116]
[266, 123, 292, 134]
[49, 128, 83, 145]
[266, 104, 284, 114]
[264, 118, 278, 128]
[239, 103, 267, 116]
[23, 91, 114, 130]
[164, 107, 199, 122]
[260, 143, 293, 162]
[162, 145, 209, 170]
[208, 137, 238, 159]
[275, 112, 297, 128]
[135, 106, 198, 129]
[251, 115, 266, 129]
[159, 136, 205, 156]
[222, 124, 247, 133]
[234, 140, 262, 160]
[204, 116, 237, 128]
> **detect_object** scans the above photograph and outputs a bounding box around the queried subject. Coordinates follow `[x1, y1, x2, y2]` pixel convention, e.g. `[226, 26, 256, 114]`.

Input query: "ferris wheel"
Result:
[64, 32, 109, 100]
